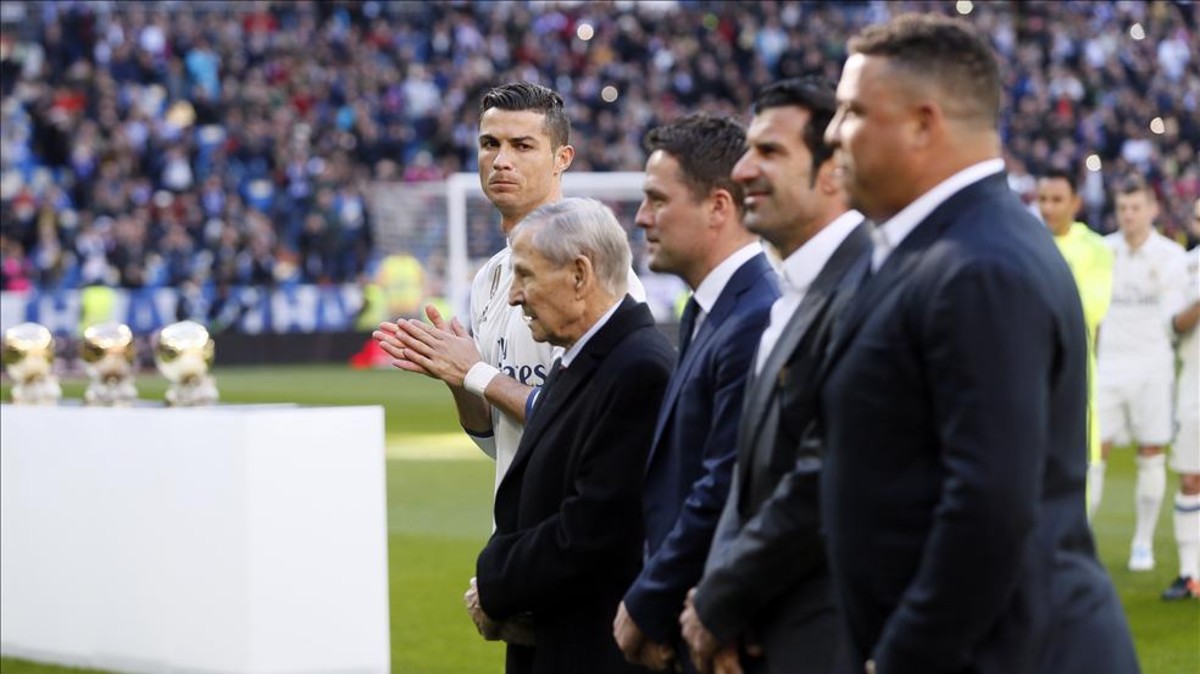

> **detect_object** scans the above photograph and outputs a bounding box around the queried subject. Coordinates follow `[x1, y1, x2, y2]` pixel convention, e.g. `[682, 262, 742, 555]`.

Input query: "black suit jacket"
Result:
[820, 173, 1138, 674]
[625, 253, 779, 647]
[695, 222, 869, 674]
[477, 296, 676, 674]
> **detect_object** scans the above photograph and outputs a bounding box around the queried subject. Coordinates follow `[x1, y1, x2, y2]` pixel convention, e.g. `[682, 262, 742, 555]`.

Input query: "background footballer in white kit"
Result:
[1094, 178, 1190, 573]
[1162, 198, 1200, 601]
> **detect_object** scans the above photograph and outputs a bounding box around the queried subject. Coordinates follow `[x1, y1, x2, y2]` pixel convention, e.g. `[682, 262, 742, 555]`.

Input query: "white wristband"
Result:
[463, 362, 501, 397]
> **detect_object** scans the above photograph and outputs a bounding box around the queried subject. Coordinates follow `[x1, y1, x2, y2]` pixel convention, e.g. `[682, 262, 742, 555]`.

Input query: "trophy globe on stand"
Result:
[155, 320, 219, 407]
[81, 321, 139, 406]
[2, 322, 63, 405]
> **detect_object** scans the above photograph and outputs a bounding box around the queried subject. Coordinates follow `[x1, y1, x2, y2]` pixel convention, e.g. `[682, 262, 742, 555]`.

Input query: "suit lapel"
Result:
[736, 222, 871, 481]
[822, 175, 1007, 377]
[646, 255, 773, 470]
[501, 297, 652, 490]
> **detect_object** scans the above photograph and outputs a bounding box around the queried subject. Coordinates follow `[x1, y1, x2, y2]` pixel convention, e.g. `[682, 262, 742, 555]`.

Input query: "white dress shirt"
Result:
[755, 210, 864, 374]
[684, 242, 765, 340]
[871, 158, 1006, 271]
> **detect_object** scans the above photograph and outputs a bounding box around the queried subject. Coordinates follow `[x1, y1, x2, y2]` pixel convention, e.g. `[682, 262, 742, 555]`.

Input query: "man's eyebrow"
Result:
[478, 134, 539, 145]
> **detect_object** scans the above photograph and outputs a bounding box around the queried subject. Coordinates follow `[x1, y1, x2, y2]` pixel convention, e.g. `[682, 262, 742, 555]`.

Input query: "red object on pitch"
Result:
[349, 338, 391, 369]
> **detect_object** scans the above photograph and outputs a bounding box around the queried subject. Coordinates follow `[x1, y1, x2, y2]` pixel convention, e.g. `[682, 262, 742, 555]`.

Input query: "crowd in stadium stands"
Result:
[0, 0, 1196, 295]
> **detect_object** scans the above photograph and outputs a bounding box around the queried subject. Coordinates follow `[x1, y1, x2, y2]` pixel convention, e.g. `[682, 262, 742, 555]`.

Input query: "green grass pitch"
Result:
[2, 365, 1196, 673]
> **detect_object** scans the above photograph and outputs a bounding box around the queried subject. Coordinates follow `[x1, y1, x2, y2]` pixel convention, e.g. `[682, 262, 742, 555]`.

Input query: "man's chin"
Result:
[486, 190, 523, 208]
[646, 256, 671, 276]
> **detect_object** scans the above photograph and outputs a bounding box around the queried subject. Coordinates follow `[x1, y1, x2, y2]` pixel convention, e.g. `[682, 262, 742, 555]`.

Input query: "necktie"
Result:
[677, 297, 700, 358]
[531, 357, 565, 419]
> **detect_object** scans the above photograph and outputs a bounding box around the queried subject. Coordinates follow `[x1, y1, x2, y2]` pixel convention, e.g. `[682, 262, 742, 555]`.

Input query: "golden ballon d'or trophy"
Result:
[155, 321, 218, 407]
[2, 322, 63, 405]
[81, 321, 139, 406]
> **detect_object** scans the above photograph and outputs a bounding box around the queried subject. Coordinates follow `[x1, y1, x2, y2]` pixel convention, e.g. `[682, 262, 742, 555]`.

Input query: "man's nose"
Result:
[824, 111, 843, 148]
[493, 146, 514, 170]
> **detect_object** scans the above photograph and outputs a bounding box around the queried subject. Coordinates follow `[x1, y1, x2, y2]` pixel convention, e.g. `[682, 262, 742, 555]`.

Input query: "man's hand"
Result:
[375, 305, 480, 386]
[681, 588, 722, 673]
[464, 577, 501, 640]
[497, 612, 537, 646]
[464, 578, 538, 646]
[613, 601, 675, 670]
[374, 320, 433, 376]
[712, 644, 745, 674]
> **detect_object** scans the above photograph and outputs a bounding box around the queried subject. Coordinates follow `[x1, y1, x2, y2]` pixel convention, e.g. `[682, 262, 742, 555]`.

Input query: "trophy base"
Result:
[165, 376, 219, 407]
[84, 379, 139, 407]
[11, 377, 63, 406]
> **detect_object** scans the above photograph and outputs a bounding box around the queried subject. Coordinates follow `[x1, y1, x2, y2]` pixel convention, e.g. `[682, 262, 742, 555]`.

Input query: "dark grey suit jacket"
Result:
[694, 221, 870, 674]
[820, 173, 1138, 674]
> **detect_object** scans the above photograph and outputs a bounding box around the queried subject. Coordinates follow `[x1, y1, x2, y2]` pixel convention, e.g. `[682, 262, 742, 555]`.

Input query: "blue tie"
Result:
[678, 298, 700, 359]
[531, 357, 565, 419]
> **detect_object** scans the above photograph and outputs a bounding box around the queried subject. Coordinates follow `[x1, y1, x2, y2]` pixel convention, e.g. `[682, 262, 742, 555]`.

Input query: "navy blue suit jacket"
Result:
[623, 252, 780, 644]
[820, 173, 1138, 674]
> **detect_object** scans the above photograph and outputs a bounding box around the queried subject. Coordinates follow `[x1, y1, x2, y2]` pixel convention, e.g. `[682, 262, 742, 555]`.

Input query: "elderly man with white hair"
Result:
[465, 197, 676, 674]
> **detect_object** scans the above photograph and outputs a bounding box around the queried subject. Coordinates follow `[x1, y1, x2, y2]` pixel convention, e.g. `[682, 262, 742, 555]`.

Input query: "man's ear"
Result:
[573, 254, 593, 297]
[556, 145, 576, 175]
[815, 160, 840, 195]
[708, 188, 734, 227]
[910, 101, 943, 151]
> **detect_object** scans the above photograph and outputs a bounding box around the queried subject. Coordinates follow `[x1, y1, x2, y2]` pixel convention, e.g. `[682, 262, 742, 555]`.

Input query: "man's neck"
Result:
[1049, 220, 1073, 238]
[687, 235, 756, 290]
[776, 209, 848, 258]
[556, 293, 620, 351]
[1123, 227, 1151, 250]
[499, 191, 563, 234]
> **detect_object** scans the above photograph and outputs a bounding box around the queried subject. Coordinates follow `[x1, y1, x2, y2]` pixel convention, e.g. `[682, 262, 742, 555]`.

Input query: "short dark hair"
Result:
[848, 13, 1000, 128]
[752, 77, 837, 185]
[1040, 167, 1078, 194]
[1116, 176, 1155, 200]
[480, 82, 570, 149]
[643, 113, 747, 211]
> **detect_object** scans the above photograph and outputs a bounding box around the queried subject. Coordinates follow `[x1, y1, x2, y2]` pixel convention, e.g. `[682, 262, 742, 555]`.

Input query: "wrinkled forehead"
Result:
[510, 226, 547, 270]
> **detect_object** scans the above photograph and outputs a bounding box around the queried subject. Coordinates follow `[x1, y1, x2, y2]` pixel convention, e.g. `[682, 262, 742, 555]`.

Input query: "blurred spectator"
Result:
[0, 0, 1196, 300]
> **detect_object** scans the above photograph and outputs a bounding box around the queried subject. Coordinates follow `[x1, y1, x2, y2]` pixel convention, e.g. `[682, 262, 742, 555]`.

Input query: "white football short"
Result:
[1172, 395, 1199, 474]
[1098, 366, 1175, 447]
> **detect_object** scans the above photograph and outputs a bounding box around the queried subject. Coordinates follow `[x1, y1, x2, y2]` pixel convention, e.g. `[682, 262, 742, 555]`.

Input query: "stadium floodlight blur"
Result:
[0, 0, 1196, 337]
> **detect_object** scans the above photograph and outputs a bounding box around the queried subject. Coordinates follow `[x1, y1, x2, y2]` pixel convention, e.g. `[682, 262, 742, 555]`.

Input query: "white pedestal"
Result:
[0, 404, 391, 674]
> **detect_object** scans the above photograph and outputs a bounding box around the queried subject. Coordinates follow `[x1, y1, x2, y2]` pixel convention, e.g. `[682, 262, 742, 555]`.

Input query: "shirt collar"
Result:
[561, 297, 623, 367]
[779, 209, 865, 294]
[691, 242, 764, 314]
[873, 158, 1005, 266]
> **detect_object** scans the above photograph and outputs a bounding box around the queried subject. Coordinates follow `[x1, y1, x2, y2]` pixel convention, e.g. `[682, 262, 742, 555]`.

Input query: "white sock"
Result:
[1087, 461, 1107, 521]
[1133, 454, 1167, 549]
[1174, 492, 1200, 580]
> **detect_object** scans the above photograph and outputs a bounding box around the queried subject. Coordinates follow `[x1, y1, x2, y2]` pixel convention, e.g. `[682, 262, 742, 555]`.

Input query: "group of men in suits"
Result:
[377, 12, 1144, 674]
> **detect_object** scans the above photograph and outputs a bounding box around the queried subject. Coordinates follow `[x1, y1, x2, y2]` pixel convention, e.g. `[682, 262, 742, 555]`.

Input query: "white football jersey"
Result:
[469, 243, 646, 494]
[1098, 231, 1188, 376]
[1179, 247, 1199, 407]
